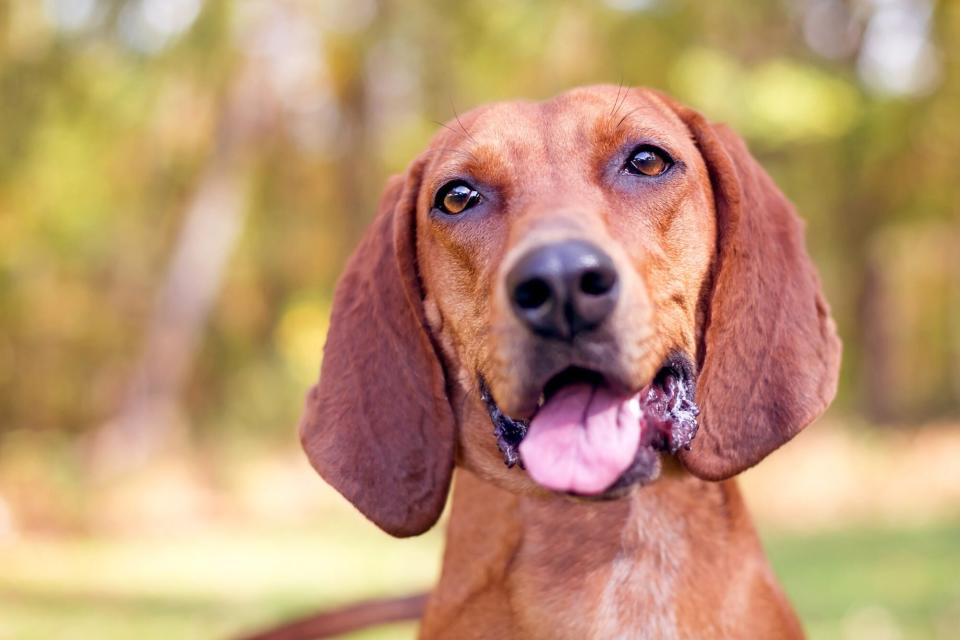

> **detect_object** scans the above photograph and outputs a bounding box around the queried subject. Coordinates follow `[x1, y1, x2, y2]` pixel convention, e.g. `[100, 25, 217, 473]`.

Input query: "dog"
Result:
[294, 85, 841, 639]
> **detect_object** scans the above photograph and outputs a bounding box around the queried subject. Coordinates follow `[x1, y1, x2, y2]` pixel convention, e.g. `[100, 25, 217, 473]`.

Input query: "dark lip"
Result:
[479, 378, 528, 469]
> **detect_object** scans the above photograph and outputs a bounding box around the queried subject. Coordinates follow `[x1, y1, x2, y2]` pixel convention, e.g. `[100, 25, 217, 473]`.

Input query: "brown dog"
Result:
[300, 86, 841, 639]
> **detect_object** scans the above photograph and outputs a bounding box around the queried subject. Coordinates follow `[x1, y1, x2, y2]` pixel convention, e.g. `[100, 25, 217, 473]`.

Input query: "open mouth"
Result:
[479, 355, 698, 496]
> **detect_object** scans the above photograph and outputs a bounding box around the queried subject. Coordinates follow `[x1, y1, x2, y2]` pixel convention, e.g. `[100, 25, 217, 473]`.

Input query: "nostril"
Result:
[579, 268, 616, 296]
[514, 278, 552, 310]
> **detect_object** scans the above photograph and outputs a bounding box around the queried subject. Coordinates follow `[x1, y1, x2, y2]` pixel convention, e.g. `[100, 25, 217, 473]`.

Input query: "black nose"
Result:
[506, 240, 619, 340]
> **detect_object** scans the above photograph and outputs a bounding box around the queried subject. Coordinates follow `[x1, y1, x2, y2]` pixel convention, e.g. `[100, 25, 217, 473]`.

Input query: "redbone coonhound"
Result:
[280, 86, 841, 640]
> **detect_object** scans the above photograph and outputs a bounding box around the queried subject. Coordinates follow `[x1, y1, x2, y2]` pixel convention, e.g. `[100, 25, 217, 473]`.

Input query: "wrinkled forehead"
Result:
[422, 86, 693, 193]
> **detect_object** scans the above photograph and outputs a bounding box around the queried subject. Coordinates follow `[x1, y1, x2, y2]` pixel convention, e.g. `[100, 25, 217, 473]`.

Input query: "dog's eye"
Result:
[626, 146, 672, 177]
[435, 181, 481, 215]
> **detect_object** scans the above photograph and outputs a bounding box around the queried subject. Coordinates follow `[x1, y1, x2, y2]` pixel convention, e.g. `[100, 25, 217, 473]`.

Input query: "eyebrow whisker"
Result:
[609, 79, 625, 118]
[450, 96, 479, 146]
[609, 77, 630, 122]
[615, 106, 644, 132]
[433, 120, 465, 138]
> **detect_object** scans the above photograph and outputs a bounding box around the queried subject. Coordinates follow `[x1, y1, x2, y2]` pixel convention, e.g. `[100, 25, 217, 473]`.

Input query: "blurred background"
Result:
[0, 0, 958, 638]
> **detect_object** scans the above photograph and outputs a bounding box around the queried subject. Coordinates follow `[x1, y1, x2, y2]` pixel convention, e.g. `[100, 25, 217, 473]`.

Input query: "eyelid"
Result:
[434, 177, 469, 197]
[431, 170, 477, 195]
[435, 179, 470, 198]
[619, 139, 677, 160]
[630, 144, 673, 160]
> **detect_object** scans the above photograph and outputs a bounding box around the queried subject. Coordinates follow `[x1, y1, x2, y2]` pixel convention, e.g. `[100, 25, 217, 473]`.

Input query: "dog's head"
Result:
[300, 86, 841, 537]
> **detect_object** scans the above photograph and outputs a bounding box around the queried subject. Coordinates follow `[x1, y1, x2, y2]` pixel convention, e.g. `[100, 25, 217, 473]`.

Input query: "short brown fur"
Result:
[300, 86, 841, 638]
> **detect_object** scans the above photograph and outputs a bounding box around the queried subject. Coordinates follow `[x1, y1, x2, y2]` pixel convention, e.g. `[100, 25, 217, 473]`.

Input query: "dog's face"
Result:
[416, 88, 713, 496]
[301, 86, 841, 537]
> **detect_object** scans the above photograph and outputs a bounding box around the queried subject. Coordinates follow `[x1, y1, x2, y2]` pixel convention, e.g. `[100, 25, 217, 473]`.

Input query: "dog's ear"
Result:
[672, 105, 842, 480]
[299, 156, 455, 537]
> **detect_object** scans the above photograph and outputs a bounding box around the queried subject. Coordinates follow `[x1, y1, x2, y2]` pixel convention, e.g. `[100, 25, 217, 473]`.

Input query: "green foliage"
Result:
[0, 2, 957, 440]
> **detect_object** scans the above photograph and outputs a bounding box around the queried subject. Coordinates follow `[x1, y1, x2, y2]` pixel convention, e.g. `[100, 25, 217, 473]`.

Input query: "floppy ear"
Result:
[674, 106, 842, 480]
[299, 157, 456, 537]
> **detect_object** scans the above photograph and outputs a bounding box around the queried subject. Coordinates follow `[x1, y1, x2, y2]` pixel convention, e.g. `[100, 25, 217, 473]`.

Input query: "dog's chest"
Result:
[508, 502, 685, 640]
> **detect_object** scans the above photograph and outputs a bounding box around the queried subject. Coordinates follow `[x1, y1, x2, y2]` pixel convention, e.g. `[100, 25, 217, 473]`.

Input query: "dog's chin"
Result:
[479, 353, 698, 499]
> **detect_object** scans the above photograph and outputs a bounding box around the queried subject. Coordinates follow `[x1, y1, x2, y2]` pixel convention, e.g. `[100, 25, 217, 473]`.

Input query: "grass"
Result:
[765, 522, 960, 639]
[1, 516, 958, 640]
[0, 519, 441, 640]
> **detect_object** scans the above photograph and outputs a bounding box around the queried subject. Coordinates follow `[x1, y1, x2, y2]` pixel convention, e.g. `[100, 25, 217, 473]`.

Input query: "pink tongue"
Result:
[519, 384, 641, 495]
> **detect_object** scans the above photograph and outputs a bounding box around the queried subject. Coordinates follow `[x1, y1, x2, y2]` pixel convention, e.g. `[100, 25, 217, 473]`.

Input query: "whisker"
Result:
[609, 78, 625, 118]
[609, 73, 630, 122]
[450, 96, 479, 145]
[615, 106, 643, 132]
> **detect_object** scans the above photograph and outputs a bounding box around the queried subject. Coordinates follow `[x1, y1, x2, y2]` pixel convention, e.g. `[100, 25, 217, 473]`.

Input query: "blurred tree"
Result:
[0, 0, 958, 472]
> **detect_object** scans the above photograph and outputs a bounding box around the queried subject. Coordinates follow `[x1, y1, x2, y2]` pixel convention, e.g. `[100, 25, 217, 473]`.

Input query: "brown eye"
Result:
[435, 181, 481, 215]
[626, 146, 672, 177]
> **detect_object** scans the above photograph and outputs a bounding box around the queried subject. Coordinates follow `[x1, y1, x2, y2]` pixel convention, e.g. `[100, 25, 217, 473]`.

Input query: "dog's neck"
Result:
[419, 467, 804, 640]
